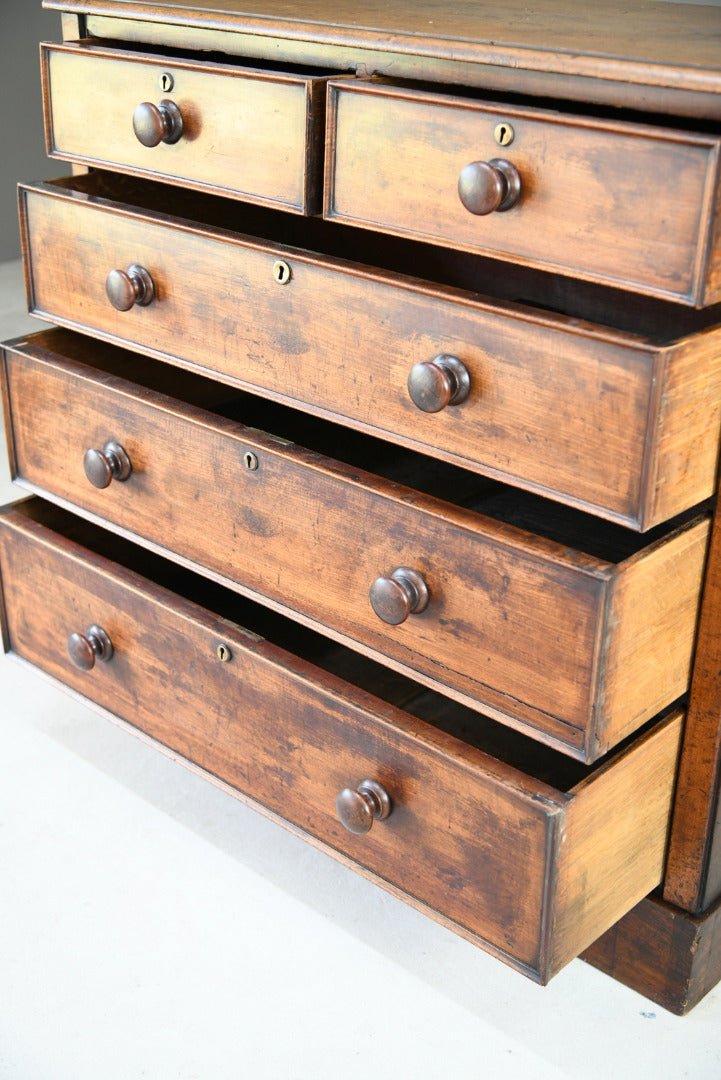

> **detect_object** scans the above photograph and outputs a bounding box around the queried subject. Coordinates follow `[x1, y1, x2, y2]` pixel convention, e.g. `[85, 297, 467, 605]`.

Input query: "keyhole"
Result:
[494, 122, 515, 147]
[159, 72, 174, 92]
[272, 259, 292, 285]
[216, 643, 232, 662]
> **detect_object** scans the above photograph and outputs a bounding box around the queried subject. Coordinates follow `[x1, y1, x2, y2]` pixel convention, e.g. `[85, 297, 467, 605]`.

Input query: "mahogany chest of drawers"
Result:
[3, 0, 721, 1011]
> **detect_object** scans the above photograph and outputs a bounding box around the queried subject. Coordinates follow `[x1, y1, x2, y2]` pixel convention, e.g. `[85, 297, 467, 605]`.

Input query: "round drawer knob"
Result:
[83, 440, 132, 489]
[408, 354, 470, 413]
[132, 99, 184, 147]
[67, 624, 114, 671]
[458, 158, 521, 215]
[369, 567, 429, 626]
[106, 264, 155, 311]
[336, 779, 392, 834]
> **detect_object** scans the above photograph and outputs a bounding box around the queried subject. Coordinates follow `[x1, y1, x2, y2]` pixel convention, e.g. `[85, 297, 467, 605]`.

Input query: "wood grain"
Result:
[597, 520, 711, 754]
[44, 1, 721, 101]
[551, 715, 683, 973]
[644, 326, 721, 529]
[663, 489, 721, 913]
[3, 334, 709, 760]
[326, 80, 721, 306]
[583, 894, 721, 1015]
[0, 500, 683, 982]
[42, 41, 326, 214]
[19, 176, 721, 528]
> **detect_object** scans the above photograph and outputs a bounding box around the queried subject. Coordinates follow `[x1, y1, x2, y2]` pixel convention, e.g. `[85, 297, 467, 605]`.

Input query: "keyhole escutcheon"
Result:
[494, 122, 515, 147]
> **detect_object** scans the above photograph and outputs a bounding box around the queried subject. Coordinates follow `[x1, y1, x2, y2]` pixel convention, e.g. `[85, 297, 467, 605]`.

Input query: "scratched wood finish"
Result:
[2, 332, 709, 760]
[325, 80, 721, 306]
[42, 42, 326, 214]
[0, 501, 683, 982]
[46, 1, 721, 119]
[19, 176, 721, 529]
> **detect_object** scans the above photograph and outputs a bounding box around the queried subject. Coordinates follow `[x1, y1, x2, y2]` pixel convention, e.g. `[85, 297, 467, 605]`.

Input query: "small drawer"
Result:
[2, 330, 709, 761]
[19, 174, 721, 529]
[0, 498, 683, 983]
[325, 80, 721, 306]
[41, 41, 328, 213]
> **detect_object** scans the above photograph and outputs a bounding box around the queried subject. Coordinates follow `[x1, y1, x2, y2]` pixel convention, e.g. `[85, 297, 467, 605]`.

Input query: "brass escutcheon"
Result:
[494, 122, 515, 147]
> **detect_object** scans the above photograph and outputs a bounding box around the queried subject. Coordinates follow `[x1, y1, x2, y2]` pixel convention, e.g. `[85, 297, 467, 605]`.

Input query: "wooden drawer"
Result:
[0, 498, 684, 983]
[2, 330, 708, 761]
[19, 174, 721, 529]
[325, 80, 721, 306]
[41, 42, 327, 213]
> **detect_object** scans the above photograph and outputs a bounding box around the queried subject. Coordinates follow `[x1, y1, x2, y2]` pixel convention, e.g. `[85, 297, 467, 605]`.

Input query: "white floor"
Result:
[0, 258, 720, 1080]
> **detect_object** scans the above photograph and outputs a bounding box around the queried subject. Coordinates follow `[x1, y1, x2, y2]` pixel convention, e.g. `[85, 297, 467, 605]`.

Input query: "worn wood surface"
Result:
[43, 1, 721, 108]
[19, 176, 721, 529]
[2, 333, 709, 760]
[663, 486, 721, 914]
[596, 525, 710, 753]
[326, 80, 721, 306]
[42, 41, 326, 214]
[645, 329, 721, 530]
[583, 894, 721, 1015]
[0, 500, 683, 982]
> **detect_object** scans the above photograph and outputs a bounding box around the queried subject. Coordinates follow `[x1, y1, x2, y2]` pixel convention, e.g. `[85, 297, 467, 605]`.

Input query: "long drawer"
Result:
[2, 329, 708, 761]
[19, 173, 721, 529]
[0, 498, 683, 983]
[325, 79, 721, 306]
[41, 41, 327, 213]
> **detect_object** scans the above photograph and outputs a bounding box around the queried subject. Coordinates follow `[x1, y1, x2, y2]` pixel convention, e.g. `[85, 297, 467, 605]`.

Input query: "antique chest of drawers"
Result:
[3, 0, 721, 1010]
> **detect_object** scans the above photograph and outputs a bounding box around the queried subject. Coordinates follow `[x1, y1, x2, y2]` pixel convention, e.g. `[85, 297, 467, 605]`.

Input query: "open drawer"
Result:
[0, 498, 683, 983]
[41, 41, 328, 213]
[1, 329, 708, 760]
[18, 173, 721, 531]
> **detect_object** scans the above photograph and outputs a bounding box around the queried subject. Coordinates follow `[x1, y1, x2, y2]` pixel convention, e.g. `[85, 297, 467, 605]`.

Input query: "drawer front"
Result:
[3, 334, 709, 760]
[0, 502, 683, 982]
[41, 42, 326, 213]
[325, 81, 721, 305]
[20, 179, 721, 529]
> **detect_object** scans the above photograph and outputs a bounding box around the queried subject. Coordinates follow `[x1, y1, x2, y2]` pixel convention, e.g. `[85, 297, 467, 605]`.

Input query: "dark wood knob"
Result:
[67, 624, 114, 671]
[132, 99, 183, 147]
[106, 264, 155, 311]
[336, 779, 392, 834]
[458, 158, 521, 215]
[83, 440, 132, 489]
[408, 354, 470, 413]
[369, 567, 429, 625]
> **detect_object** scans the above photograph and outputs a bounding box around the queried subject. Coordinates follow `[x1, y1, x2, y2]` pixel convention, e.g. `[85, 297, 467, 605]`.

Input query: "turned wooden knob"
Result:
[369, 567, 429, 625]
[106, 264, 155, 311]
[132, 99, 183, 147]
[458, 158, 521, 215]
[83, 440, 132, 489]
[336, 779, 392, 834]
[408, 354, 470, 413]
[67, 624, 114, 671]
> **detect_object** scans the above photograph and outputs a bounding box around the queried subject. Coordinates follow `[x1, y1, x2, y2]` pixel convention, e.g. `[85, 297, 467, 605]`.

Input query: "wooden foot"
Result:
[582, 892, 721, 1014]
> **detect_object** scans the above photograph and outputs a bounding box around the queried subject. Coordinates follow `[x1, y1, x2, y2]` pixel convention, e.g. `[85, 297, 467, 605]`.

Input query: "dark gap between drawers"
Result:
[78, 35, 345, 77]
[47, 171, 721, 339]
[22, 328, 709, 564]
[13, 496, 661, 792]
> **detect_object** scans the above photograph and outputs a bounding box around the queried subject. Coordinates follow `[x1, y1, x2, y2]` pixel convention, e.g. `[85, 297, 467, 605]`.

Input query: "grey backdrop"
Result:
[0, 0, 70, 262]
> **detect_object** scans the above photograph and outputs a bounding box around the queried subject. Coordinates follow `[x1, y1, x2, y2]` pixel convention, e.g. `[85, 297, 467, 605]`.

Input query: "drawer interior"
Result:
[43, 171, 721, 339]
